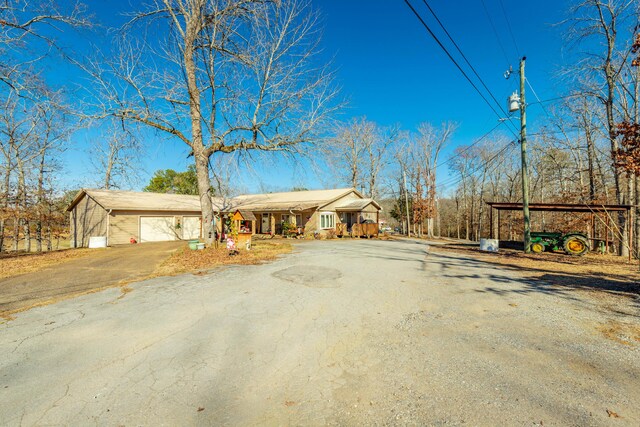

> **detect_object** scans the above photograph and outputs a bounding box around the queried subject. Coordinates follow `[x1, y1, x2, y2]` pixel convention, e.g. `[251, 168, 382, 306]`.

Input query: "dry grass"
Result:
[0, 248, 96, 280]
[156, 240, 293, 276]
[435, 242, 640, 291]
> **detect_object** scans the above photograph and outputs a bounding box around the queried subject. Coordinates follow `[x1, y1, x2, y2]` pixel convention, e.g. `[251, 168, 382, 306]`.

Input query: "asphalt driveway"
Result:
[0, 241, 183, 315]
[0, 239, 638, 425]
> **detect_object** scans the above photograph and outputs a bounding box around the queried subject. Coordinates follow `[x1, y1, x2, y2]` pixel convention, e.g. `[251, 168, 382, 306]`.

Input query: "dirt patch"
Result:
[597, 320, 640, 346]
[155, 240, 292, 276]
[0, 248, 96, 280]
[272, 265, 342, 288]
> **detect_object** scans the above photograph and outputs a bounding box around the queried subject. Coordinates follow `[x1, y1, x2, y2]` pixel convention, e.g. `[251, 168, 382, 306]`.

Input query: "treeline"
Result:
[384, 2, 640, 257]
[2, 1, 639, 258]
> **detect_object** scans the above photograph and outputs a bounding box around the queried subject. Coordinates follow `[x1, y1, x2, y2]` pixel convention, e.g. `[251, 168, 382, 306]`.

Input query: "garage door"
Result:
[182, 216, 201, 239]
[140, 217, 176, 242]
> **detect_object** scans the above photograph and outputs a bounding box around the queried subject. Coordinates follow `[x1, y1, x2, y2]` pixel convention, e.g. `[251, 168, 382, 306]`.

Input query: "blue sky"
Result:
[55, 0, 574, 194]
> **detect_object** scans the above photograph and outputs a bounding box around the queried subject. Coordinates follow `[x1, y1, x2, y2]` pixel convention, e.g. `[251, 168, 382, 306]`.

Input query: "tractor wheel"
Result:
[531, 242, 545, 253]
[563, 235, 589, 256]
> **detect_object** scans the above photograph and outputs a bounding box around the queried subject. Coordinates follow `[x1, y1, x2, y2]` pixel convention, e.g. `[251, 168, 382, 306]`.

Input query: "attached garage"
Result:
[67, 189, 204, 247]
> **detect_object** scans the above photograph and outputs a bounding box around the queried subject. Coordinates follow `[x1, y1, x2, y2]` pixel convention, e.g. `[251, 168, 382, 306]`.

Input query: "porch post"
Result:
[270, 213, 275, 235]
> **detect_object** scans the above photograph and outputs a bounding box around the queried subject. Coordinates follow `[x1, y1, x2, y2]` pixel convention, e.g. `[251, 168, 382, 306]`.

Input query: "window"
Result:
[281, 214, 291, 224]
[320, 212, 335, 229]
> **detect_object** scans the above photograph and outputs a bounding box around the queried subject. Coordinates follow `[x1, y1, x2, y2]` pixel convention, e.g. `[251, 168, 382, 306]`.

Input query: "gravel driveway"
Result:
[0, 238, 638, 425]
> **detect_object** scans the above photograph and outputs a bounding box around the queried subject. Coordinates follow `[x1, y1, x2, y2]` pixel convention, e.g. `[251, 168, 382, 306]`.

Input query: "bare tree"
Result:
[565, 0, 638, 255]
[84, 0, 338, 244]
[415, 122, 455, 237]
[0, 0, 90, 92]
[325, 117, 372, 190]
[326, 117, 398, 198]
[90, 121, 142, 189]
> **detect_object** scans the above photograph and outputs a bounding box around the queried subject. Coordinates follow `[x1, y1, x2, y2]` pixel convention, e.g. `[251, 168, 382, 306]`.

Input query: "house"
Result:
[224, 188, 381, 236]
[67, 187, 381, 247]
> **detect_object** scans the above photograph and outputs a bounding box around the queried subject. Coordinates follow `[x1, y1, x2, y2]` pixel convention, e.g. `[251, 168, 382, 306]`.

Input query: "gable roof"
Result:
[67, 187, 380, 213]
[334, 198, 381, 211]
[66, 189, 211, 212]
[224, 188, 358, 212]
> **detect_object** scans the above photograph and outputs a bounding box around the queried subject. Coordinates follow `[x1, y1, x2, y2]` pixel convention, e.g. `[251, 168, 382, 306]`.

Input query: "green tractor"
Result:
[530, 231, 590, 256]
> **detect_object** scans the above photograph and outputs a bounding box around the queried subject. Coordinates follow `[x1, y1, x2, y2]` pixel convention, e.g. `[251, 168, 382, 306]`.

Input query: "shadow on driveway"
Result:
[0, 241, 184, 316]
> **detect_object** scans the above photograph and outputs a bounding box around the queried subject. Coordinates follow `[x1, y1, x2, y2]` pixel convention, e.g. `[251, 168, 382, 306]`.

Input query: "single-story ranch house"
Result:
[67, 187, 381, 247]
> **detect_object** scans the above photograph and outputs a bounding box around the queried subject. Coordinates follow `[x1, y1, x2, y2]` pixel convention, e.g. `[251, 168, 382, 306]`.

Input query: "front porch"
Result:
[254, 210, 311, 236]
[335, 210, 379, 238]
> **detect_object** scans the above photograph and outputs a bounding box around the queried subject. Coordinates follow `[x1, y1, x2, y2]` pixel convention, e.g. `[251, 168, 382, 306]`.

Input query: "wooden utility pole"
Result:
[520, 57, 531, 253]
[403, 170, 411, 236]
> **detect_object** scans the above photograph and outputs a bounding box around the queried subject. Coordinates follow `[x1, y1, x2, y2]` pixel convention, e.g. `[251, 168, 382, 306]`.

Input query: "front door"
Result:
[262, 213, 270, 233]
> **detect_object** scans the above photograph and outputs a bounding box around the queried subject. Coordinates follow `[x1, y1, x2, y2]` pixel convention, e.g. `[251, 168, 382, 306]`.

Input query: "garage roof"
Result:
[67, 189, 214, 212]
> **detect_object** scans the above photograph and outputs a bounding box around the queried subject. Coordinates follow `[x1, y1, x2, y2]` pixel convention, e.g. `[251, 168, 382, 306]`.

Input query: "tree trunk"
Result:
[194, 152, 214, 244]
[18, 161, 30, 252]
[635, 175, 639, 258]
[0, 172, 8, 253]
[585, 122, 596, 201]
[36, 151, 46, 252]
[184, 14, 215, 246]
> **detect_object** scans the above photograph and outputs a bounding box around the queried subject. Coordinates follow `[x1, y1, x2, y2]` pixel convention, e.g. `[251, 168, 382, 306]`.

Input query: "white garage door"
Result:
[140, 216, 176, 242]
[182, 216, 201, 240]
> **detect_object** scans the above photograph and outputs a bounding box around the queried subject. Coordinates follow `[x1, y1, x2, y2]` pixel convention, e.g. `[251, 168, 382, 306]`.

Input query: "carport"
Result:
[486, 202, 634, 260]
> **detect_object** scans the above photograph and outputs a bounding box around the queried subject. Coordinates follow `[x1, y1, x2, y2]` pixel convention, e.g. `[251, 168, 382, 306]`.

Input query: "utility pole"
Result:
[519, 57, 531, 253]
[403, 170, 411, 236]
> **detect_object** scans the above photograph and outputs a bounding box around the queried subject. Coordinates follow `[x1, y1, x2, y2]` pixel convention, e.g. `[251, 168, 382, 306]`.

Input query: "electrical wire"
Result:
[498, 0, 520, 57]
[403, 0, 519, 139]
[437, 140, 516, 191]
[437, 144, 515, 195]
[436, 120, 504, 171]
[479, 0, 511, 66]
[420, 0, 520, 137]
[528, 93, 583, 106]
[525, 77, 552, 118]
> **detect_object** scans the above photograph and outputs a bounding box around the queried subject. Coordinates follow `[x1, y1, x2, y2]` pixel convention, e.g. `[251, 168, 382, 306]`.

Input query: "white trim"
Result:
[319, 211, 336, 229]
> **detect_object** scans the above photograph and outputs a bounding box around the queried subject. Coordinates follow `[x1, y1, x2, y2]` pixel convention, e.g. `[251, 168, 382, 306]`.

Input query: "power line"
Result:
[479, 0, 511, 65]
[498, 0, 520, 57]
[402, 0, 519, 139]
[528, 93, 583, 106]
[437, 140, 516, 191]
[436, 120, 504, 170]
[437, 137, 515, 189]
[419, 0, 520, 137]
[525, 77, 551, 118]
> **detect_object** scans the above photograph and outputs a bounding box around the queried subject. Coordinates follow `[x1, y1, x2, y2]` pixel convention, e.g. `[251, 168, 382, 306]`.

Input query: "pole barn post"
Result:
[489, 206, 494, 239]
